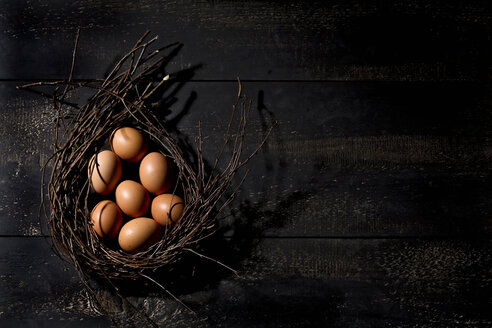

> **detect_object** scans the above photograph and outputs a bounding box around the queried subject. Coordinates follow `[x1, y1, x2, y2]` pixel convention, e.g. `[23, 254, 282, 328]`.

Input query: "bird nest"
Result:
[18, 30, 271, 318]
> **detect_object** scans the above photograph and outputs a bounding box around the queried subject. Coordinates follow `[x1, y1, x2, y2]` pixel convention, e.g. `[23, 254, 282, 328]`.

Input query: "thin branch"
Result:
[183, 248, 239, 276]
[141, 273, 196, 315]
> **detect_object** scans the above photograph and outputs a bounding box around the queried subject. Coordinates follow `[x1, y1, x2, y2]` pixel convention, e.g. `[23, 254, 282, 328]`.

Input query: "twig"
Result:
[183, 247, 239, 276]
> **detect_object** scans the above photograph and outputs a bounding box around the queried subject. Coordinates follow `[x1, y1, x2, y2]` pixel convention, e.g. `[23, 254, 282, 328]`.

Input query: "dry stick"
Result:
[207, 78, 241, 181]
[101, 31, 152, 88]
[18, 42, 162, 119]
[62, 28, 80, 96]
[141, 273, 196, 315]
[15, 86, 80, 108]
[196, 121, 205, 190]
[183, 248, 239, 276]
[99, 269, 159, 328]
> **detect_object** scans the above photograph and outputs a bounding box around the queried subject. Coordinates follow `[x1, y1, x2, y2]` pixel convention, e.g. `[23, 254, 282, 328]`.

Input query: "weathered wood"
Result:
[2, 1, 491, 326]
[0, 0, 490, 81]
[1, 81, 490, 237]
[0, 237, 490, 327]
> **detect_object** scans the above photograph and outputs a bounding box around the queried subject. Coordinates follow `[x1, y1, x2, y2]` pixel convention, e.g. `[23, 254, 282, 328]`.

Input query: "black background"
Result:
[0, 1, 491, 327]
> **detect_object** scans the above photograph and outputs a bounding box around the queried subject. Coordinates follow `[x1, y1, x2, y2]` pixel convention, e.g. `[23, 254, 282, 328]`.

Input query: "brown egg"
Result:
[110, 127, 148, 162]
[115, 180, 150, 218]
[118, 217, 162, 253]
[139, 152, 173, 195]
[88, 150, 122, 195]
[151, 194, 185, 226]
[90, 200, 123, 239]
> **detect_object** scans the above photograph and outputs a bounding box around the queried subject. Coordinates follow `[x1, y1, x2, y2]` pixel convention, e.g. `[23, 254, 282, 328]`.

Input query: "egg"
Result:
[118, 217, 162, 253]
[88, 150, 122, 195]
[90, 200, 123, 239]
[110, 127, 148, 162]
[139, 152, 173, 195]
[151, 194, 185, 226]
[115, 180, 150, 218]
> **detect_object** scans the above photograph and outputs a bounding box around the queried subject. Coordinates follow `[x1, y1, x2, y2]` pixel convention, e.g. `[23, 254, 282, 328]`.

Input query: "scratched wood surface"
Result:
[0, 0, 491, 327]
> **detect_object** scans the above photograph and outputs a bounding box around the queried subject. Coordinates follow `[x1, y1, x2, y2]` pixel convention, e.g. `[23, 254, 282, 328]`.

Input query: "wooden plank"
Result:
[0, 0, 490, 81]
[1, 81, 490, 237]
[0, 237, 490, 327]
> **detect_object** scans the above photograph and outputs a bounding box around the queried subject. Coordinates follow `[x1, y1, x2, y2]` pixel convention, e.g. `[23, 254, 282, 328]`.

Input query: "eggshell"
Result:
[139, 152, 172, 195]
[88, 150, 122, 195]
[110, 127, 148, 162]
[118, 217, 162, 253]
[115, 180, 150, 218]
[90, 200, 123, 239]
[151, 194, 185, 226]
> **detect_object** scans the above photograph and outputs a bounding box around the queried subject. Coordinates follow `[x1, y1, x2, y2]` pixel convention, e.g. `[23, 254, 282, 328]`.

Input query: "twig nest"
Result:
[18, 31, 274, 327]
[19, 32, 273, 285]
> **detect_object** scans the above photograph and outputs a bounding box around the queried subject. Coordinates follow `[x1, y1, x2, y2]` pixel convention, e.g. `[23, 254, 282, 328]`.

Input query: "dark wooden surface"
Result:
[1, 1, 491, 327]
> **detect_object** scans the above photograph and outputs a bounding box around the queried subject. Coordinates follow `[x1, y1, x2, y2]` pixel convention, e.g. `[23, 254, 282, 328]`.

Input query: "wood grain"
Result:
[0, 0, 490, 81]
[1, 237, 490, 327]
